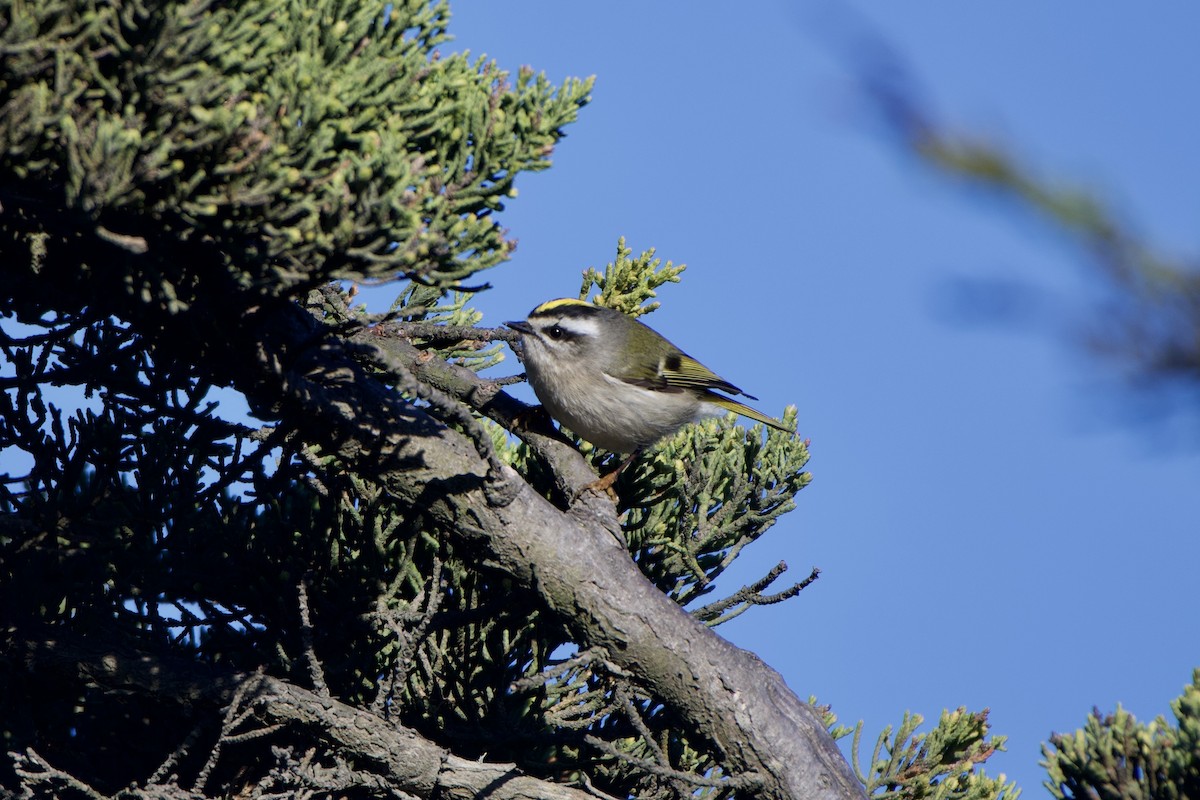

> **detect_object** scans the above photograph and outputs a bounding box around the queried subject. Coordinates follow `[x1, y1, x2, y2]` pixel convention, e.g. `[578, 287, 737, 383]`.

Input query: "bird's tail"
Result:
[702, 393, 794, 433]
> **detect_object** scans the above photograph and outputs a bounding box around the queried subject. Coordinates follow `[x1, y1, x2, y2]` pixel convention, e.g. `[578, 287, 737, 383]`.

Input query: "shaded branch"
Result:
[12, 628, 609, 800]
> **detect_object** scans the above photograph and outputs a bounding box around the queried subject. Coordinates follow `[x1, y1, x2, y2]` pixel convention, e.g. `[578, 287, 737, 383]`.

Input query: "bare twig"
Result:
[146, 720, 207, 786]
[370, 556, 444, 717]
[394, 320, 520, 345]
[584, 734, 763, 793]
[95, 224, 149, 254]
[509, 645, 617, 693]
[614, 684, 668, 768]
[297, 578, 330, 697]
[195, 669, 268, 792]
[693, 563, 821, 627]
[11, 748, 107, 800]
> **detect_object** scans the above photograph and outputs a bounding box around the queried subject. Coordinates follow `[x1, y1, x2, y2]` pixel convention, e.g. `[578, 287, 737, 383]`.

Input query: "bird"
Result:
[506, 298, 792, 490]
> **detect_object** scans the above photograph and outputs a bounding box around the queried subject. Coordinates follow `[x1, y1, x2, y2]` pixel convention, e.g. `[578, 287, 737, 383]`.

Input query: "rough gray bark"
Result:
[204, 294, 863, 800]
[16, 630, 610, 800]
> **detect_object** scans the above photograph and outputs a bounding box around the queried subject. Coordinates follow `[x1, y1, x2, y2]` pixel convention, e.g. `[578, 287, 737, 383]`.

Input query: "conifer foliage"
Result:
[2, 0, 589, 296]
[1, 2, 1014, 799]
[1042, 671, 1200, 800]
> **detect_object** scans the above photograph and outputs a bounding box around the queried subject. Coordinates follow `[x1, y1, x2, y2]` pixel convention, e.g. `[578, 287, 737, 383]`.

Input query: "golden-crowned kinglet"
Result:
[506, 298, 792, 454]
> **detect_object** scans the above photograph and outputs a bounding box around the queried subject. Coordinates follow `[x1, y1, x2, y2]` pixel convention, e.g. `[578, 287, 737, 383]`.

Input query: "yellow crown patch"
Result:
[530, 297, 594, 315]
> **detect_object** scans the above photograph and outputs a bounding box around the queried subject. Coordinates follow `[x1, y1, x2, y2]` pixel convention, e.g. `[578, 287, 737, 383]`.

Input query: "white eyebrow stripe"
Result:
[536, 316, 602, 338]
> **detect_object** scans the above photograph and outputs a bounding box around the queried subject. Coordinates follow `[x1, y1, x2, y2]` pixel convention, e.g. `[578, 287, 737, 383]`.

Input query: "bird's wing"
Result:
[658, 353, 747, 397]
[610, 352, 795, 433]
[611, 351, 746, 397]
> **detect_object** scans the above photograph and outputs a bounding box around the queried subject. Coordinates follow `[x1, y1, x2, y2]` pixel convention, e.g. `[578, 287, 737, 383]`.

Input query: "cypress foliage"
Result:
[0, 2, 1018, 798]
[1042, 672, 1200, 800]
[1, 0, 590, 296]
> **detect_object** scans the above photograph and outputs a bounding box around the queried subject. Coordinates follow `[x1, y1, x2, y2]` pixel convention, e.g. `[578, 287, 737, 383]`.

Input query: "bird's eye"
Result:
[546, 325, 566, 340]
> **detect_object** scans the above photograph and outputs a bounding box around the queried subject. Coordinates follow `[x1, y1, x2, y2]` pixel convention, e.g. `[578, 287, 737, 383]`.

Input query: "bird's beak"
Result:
[505, 320, 534, 335]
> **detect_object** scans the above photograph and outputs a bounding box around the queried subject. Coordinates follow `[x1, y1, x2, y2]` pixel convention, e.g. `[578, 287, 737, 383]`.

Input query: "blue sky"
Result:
[3, 2, 1194, 795]
[427, 2, 1200, 793]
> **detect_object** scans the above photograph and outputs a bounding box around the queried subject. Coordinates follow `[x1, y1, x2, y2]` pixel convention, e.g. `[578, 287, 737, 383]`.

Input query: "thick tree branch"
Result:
[14, 629, 609, 800]
[203, 298, 861, 800]
[359, 319, 602, 499]
[5, 248, 863, 799]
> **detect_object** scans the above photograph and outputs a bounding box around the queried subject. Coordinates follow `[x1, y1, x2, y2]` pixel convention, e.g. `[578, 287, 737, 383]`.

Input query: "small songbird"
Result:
[506, 298, 792, 461]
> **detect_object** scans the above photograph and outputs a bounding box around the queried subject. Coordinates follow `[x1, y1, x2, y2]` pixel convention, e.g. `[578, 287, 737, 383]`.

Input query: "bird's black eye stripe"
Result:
[543, 323, 580, 342]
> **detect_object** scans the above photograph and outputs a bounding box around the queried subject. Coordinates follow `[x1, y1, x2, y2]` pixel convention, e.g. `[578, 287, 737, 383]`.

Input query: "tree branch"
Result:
[13, 628, 609, 800]
[6, 248, 863, 798]
[194, 295, 863, 800]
